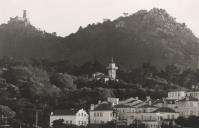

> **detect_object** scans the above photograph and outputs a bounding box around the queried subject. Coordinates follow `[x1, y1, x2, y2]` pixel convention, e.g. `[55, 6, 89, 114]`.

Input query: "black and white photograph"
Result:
[0, 0, 199, 128]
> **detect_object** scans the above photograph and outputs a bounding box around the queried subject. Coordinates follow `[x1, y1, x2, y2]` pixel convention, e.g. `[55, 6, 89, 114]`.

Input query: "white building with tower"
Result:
[93, 58, 119, 82]
[106, 58, 118, 80]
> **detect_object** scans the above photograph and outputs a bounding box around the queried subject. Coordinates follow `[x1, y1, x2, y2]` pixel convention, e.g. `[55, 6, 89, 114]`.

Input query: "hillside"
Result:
[0, 8, 199, 69]
[61, 8, 199, 69]
[0, 13, 62, 60]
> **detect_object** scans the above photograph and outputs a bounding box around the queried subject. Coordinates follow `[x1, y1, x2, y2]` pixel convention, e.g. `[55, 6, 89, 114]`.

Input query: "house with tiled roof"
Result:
[136, 103, 159, 113]
[187, 90, 199, 100]
[114, 104, 135, 120]
[176, 95, 199, 117]
[127, 107, 179, 128]
[49, 108, 88, 127]
[152, 99, 165, 108]
[89, 101, 116, 124]
[167, 88, 190, 100]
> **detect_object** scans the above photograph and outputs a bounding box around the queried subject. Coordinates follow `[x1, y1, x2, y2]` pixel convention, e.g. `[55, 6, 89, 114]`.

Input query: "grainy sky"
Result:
[0, 0, 199, 37]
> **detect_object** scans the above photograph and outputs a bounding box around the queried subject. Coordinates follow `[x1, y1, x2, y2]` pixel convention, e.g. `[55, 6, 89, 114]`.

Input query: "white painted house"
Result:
[176, 96, 199, 117]
[49, 108, 88, 127]
[114, 104, 136, 120]
[167, 89, 187, 100]
[127, 107, 179, 128]
[187, 90, 199, 99]
[89, 102, 116, 124]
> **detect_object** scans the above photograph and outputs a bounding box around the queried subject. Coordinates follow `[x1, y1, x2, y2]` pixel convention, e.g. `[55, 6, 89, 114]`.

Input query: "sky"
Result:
[0, 0, 199, 37]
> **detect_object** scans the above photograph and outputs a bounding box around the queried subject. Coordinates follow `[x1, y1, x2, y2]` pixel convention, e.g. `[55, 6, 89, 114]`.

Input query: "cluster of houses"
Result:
[49, 60, 199, 128]
[49, 88, 199, 128]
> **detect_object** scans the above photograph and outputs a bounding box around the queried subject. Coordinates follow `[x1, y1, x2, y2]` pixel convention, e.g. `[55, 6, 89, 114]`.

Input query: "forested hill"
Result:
[0, 16, 62, 59]
[61, 8, 199, 69]
[1, 8, 199, 69]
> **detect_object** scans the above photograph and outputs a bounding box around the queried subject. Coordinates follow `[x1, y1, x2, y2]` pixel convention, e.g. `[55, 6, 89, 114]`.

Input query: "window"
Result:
[70, 121, 72, 124]
[149, 116, 152, 120]
[167, 115, 170, 119]
[190, 102, 193, 107]
[190, 110, 194, 115]
[66, 121, 68, 124]
[79, 121, 81, 125]
[172, 114, 175, 119]
[141, 115, 143, 120]
[94, 112, 96, 117]
[84, 114, 86, 117]
[100, 112, 103, 117]
[97, 112, 99, 117]
[81, 113, 83, 117]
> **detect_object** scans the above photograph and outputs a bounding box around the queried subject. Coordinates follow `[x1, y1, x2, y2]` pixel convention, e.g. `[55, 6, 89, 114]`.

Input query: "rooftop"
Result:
[94, 103, 113, 111]
[139, 104, 158, 108]
[152, 107, 176, 113]
[52, 109, 77, 116]
[168, 88, 190, 92]
[152, 99, 165, 105]
[177, 96, 199, 102]
[114, 104, 132, 108]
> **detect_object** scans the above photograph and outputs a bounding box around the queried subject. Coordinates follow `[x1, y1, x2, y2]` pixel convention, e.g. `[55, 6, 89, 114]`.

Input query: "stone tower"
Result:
[23, 10, 28, 21]
[106, 58, 118, 80]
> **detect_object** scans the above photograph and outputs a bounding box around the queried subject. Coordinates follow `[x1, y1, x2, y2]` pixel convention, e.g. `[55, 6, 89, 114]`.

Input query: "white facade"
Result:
[89, 110, 115, 124]
[176, 96, 199, 117]
[187, 91, 199, 99]
[114, 105, 136, 120]
[49, 109, 88, 127]
[127, 109, 179, 127]
[167, 90, 186, 100]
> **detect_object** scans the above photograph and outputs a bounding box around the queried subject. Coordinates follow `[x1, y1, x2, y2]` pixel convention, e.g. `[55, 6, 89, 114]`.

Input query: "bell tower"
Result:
[106, 58, 118, 80]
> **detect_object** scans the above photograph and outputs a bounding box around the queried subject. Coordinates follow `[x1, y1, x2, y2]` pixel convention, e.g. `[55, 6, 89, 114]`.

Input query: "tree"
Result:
[50, 73, 76, 89]
[3, 65, 49, 85]
[162, 65, 181, 84]
[52, 119, 65, 128]
[0, 105, 16, 118]
[175, 116, 199, 128]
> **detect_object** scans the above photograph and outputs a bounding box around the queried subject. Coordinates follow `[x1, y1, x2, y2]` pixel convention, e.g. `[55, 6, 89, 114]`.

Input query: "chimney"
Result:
[98, 100, 101, 104]
[162, 98, 167, 107]
[50, 112, 53, 116]
[90, 104, 94, 111]
[146, 96, 151, 101]
[149, 101, 152, 105]
[135, 97, 139, 100]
